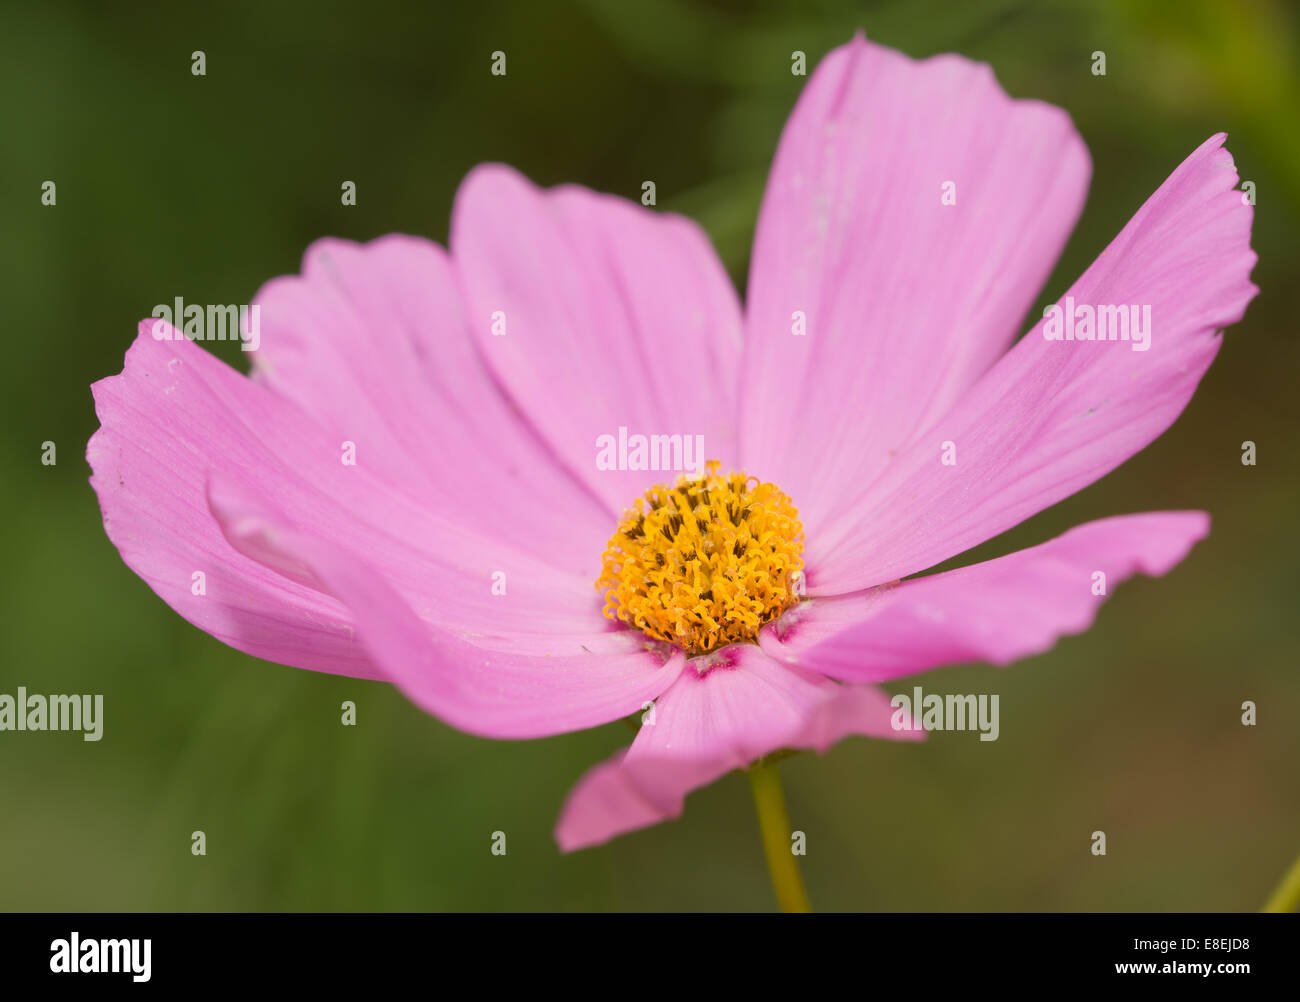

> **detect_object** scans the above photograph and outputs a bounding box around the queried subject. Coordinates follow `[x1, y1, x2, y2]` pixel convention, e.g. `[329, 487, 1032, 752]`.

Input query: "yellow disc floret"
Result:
[596, 461, 804, 656]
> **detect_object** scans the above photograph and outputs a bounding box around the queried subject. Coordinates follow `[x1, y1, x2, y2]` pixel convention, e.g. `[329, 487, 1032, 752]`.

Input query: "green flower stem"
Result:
[747, 758, 811, 913]
[1262, 847, 1300, 912]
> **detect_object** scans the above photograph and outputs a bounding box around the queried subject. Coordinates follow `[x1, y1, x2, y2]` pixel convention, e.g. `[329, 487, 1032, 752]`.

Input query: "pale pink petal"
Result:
[88, 328, 649, 686]
[811, 134, 1256, 593]
[763, 512, 1209, 683]
[207, 474, 681, 738]
[450, 165, 745, 514]
[740, 35, 1091, 535]
[89, 328, 377, 678]
[553, 753, 661, 852]
[249, 234, 610, 576]
[554, 644, 916, 851]
[794, 683, 922, 754]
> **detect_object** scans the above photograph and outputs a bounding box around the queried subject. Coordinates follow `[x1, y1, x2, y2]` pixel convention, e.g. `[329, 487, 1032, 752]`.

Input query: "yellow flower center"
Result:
[596, 461, 804, 656]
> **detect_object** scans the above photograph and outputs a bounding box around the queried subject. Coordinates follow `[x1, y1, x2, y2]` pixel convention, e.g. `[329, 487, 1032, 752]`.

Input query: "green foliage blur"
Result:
[1, 0, 1296, 911]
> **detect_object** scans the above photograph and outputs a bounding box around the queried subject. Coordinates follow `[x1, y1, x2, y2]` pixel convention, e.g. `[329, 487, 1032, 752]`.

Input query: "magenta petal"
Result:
[554, 644, 914, 851]
[451, 164, 745, 513]
[207, 474, 682, 739]
[764, 512, 1209, 683]
[741, 36, 1091, 535]
[812, 134, 1256, 593]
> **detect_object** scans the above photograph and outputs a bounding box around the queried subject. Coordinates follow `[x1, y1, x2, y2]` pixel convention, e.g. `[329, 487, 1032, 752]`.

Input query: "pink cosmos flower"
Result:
[89, 36, 1256, 858]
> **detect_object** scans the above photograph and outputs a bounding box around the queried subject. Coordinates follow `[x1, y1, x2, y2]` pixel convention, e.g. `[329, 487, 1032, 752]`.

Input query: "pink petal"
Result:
[88, 328, 651, 689]
[795, 682, 922, 754]
[812, 134, 1257, 593]
[89, 328, 377, 678]
[763, 512, 1209, 683]
[207, 474, 681, 738]
[450, 165, 745, 514]
[554, 643, 915, 851]
[249, 234, 611, 576]
[740, 35, 1091, 536]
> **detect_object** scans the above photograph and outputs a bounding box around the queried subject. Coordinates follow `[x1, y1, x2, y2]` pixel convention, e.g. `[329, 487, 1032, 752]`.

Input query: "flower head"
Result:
[89, 35, 1257, 853]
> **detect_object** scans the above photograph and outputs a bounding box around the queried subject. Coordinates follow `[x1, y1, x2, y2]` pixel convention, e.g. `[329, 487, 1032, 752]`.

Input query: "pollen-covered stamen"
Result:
[596, 461, 804, 656]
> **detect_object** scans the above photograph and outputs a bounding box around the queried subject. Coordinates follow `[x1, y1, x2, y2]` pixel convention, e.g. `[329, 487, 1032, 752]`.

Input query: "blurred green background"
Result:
[2, 0, 1297, 911]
